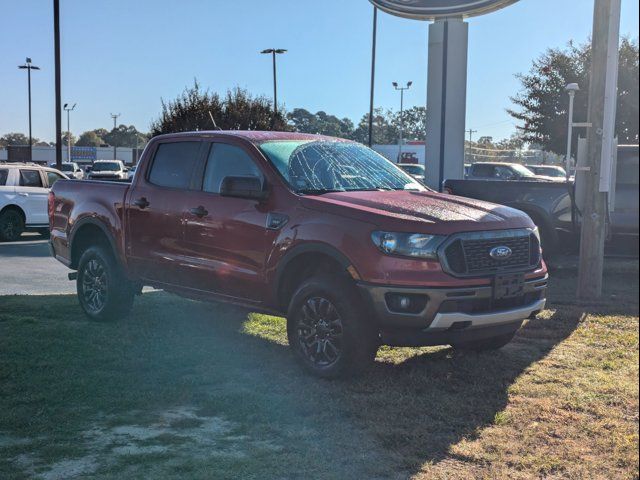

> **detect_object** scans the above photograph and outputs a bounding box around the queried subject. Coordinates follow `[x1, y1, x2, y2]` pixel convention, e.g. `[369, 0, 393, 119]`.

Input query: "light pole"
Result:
[110, 113, 120, 160]
[393, 81, 412, 162]
[260, 48, 287, 122]
[18, 58, 40, 162]
[63, 103, 76, 163]
[565, 83, 580, 182]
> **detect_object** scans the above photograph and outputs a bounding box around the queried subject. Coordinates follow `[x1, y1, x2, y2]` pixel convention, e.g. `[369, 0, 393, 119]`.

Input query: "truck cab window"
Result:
[203, 143, 261, 193]
[0, 169, 8, 186]
[148, 142, 201, 189]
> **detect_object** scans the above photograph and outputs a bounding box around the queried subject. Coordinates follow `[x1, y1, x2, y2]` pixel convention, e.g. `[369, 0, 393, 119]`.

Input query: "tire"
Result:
[452, 331, 516, 352]
[286, 274, 378, 379]
[76, 245, 135, 321]
[0, 209, 25, 242]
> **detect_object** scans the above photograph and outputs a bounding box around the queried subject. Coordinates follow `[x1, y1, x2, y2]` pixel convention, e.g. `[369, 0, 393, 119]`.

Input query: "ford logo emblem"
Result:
[490, 246, 512, 260]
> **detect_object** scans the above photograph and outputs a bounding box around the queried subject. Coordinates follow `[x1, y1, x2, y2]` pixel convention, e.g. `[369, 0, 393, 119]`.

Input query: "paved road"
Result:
[0, 235, 76, 295]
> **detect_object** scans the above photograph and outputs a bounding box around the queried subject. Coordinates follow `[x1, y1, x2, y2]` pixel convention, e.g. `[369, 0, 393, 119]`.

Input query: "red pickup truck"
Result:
[49, 131, 548, 377]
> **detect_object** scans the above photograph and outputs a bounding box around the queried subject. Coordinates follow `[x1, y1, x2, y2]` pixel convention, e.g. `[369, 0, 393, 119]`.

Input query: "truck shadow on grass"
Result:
[0, 287, 602, 479]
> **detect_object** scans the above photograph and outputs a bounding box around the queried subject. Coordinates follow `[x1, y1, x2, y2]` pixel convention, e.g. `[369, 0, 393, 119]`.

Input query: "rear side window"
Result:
[471, 164, 495, 177]
[0, 169, 8, 186]
[202, 143, 261, 193]
[19, 169, 43, 187]
[46, 171, 64, 187]
[148, 142, 201, 189]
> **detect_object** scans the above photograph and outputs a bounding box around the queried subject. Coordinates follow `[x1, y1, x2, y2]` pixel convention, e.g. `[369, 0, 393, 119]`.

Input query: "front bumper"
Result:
[357, 274, 548, 330]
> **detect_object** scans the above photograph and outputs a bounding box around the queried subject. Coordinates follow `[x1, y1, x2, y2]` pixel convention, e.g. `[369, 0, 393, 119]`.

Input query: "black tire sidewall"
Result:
[77, 246, 132, 321]
[0, 210, 24, 242]
[287, 275, 376, 378]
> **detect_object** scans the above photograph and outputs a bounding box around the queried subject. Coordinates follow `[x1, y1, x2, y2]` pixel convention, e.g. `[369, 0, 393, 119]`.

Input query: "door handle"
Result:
[133, 197, 150, 209]
[18, 192, 29, 197]
[189, 206, 208, 218]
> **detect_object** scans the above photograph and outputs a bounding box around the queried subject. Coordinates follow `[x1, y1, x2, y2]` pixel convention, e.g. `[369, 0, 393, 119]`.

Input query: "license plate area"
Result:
[493, 273, 525, 300]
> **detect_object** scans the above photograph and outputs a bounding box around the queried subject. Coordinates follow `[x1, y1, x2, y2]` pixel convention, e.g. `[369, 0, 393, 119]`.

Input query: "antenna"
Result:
[208, 111, 222, 130]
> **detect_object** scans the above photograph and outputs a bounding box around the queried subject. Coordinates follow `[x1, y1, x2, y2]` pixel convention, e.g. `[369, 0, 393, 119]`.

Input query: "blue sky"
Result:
[0, 0, 638, 143]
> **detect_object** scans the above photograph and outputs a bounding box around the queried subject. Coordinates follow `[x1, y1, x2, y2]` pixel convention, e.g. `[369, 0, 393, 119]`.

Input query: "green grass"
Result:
[0, 261, 638, 479]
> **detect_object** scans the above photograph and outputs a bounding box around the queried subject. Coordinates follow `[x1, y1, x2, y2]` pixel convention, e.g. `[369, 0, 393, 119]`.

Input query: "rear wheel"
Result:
[0, 209, 24, 242]
[452, 331, 516, 352]
[287, 275, 378, 378]
[77, 245, 134, 321]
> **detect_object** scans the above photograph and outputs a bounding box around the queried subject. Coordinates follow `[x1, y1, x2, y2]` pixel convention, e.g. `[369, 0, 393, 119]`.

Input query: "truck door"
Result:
[181, 140, 276, 302]
[126, 139, 206, 286]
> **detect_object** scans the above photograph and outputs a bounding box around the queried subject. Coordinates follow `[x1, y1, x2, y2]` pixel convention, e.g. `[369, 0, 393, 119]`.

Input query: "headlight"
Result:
[371, 231, 445, 259]
[531, 226, 540, 242]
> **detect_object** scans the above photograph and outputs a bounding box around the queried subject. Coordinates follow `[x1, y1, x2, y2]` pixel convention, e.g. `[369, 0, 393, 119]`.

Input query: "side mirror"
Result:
[220, 175, 268, 200]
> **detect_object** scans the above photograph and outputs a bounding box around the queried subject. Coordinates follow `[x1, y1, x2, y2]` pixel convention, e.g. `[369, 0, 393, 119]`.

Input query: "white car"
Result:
[51, 162, 85, 180]
[88, 160, 128, 180]
[0, 162, 68, 241]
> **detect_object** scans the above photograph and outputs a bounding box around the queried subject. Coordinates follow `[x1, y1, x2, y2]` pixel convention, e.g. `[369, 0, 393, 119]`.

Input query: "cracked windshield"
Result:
[260, 140, 425, 194]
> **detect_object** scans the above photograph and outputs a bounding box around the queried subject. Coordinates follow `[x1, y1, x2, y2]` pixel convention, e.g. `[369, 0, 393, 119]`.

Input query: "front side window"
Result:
[0, 169, 8, 186]
[471, 164, 495, 177]
[510, 164, 536, 178]
[148, 142, 201, 189]
[19, 169, 43, 187]
[259, 141, 423, 194]
[203, 143, 261, 193]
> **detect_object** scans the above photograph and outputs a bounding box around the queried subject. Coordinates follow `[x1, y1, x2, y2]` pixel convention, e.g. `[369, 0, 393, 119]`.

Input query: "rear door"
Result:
[15, 168, 49, 225]
[181, 140, 276, 301]
[126, 139, 207, 286]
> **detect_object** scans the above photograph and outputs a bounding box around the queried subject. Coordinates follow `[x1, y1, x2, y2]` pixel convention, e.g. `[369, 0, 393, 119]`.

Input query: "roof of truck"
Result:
[152, 130, 352, 144]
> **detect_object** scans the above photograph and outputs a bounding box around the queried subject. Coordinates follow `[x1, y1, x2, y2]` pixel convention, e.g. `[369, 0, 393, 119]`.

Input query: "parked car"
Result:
[50, 162, 85, 180]
[88, 160, 128, 180]
[525, 164, 567, 179]
[444, 145, 639, 253]
[127, 165, 137, 181]
[466, 162, 563, 182]
[397, 163, 425, 181]
[0, 162, 68, 241]
[50, 131, 547, 378]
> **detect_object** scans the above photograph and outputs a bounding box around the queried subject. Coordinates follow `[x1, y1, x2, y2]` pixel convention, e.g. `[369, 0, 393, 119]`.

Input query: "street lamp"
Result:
[18, 57, 40, 162]
[565, 83, 580, 182]
[393, 81, 412, 162]
[260, 48, 287, 121]
[110, 113, 120, 160]
[63, 103, 76, 163]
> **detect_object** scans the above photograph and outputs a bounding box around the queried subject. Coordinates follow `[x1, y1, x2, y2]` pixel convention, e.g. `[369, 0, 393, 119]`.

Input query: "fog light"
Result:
[398, 296, 411, 310]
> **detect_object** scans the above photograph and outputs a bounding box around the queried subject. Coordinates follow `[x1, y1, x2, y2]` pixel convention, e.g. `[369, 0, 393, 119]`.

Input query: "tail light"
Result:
[444, 186, 453, 195]
[48, 191, 55, 230]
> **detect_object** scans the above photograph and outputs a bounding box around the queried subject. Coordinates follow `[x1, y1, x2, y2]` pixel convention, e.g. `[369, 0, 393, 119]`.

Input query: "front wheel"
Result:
[0, 209, 24, 241]
[77, 245, 134, 321]
[287, 275, 378, 378]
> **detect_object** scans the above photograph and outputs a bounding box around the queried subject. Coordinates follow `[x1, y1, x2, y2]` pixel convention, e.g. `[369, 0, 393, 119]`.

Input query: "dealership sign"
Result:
[369, 0, 518, 19]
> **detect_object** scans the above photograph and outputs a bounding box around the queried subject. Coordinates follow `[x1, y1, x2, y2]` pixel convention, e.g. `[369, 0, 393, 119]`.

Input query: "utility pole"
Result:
[577, 0, 621, 300]
[466, 128, 477, 143]
[368, 5, 378, 147]
[18, 58, 40, 162]
[54, 0, 62, 169]
[63, 103, 76, 163]
[393, 81, 412, 162]
[110, 113, 120, 160]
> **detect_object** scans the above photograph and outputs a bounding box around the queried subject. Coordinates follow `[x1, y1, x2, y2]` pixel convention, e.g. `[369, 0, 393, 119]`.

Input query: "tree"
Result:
[287, 108, 354, 138]
[103, 125, 148, 148]
[62, 131, 76, 147]
[352, 108, 398, 144]
[150, 80, 287, 136]
[393, 106, 427, 141]
[508, 38, 639, 154]
[76, 131, 103, 147]
[0, 132, 38, 147]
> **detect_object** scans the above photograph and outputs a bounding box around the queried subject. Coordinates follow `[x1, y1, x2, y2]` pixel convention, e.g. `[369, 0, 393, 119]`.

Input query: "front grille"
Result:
[442, 230, 541, 277]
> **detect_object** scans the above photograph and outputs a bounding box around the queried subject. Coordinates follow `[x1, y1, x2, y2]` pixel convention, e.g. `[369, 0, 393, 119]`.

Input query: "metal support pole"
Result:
[27, 66, 32, 162]
[398, 88, 404, 161]
[66, 108, 71, 163]
[565, 90, 575, 182]
[272, 51, 278, 116]
[54, 0, 62, 169]
[368, 6, 377, 147]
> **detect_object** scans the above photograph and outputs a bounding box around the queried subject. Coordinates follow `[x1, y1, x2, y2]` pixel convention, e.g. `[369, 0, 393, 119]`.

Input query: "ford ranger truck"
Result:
[49, 131, 548, 378]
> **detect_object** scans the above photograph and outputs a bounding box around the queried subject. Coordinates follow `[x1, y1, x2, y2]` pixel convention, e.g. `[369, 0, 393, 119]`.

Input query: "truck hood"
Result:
[300, 190, 534, 234]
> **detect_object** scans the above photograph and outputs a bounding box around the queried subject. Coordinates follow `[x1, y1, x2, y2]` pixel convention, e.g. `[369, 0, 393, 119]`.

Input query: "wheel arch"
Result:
[273, 243, 358, 312]
[69, 218, 120, 269]
[0, 204, 26, 223]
